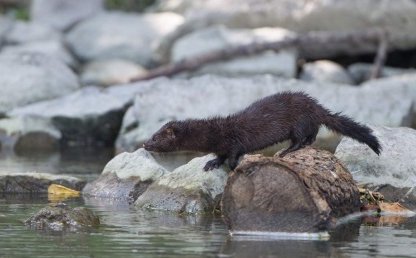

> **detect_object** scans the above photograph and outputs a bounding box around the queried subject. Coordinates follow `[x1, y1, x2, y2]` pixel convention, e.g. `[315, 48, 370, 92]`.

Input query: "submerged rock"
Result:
[222, 148, 360, 233]
[10, 86, 128, 147]
[0, 172, 85, 193]
[171, 26, 297, 77]
[25, 204, 100, 231]
[135, 154, 228, 214]
[83, 148, 168, 200]
[66, 11, 184, 66]
[116, 75, 413, 152]
[335, 126, 416, 189]
[31, 0, 104, 31]
[0, 52, 79, 114]
[300, 60, 353, 85]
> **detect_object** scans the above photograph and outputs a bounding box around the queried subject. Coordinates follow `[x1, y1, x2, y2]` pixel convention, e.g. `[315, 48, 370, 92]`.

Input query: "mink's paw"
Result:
[203, 158, 221, 171]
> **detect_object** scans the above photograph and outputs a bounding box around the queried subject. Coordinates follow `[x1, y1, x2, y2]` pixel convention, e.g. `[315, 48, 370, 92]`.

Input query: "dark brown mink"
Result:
[143, 91, 381, 171]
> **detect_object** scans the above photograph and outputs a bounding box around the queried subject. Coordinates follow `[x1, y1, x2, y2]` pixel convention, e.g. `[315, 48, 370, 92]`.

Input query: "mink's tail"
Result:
[322, 112, 382, 155]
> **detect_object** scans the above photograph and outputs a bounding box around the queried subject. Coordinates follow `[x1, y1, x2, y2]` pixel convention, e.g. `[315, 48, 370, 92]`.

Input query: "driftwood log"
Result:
[131, 29, 385, 82]
[221, 147, 360, 233]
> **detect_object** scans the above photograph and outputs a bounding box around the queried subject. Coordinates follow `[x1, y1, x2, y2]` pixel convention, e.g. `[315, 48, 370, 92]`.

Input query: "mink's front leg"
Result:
[203, 155, 227, 171]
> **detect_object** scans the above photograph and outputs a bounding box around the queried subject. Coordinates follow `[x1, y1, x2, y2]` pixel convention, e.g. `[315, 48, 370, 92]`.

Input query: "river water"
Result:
[1, 149, 416, 258]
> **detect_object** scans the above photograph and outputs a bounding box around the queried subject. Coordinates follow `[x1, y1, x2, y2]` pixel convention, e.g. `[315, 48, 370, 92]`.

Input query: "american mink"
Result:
[144, 91, 381, 171]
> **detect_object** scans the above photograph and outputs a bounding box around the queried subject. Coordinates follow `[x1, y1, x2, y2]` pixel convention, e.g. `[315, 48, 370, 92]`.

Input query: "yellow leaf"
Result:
[48, 184, 80, 197]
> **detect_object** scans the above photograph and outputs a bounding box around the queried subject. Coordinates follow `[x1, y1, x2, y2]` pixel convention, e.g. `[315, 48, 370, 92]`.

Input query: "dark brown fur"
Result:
[144, 91, 381, 171]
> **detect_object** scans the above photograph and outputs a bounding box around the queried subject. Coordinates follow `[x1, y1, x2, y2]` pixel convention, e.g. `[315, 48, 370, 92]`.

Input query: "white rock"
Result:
[66, 11, 184, 66]
[5, 21, 61, 44]
[300, 60, 353, 85]
[348, 63, 416, 84]
[335, 126, 416, 188]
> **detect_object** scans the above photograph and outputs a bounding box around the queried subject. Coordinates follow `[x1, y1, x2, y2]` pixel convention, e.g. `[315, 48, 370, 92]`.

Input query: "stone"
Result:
[1, 40, 76, 67]
[115, 75, 414, 152]
[4, 21, 61, 44]
[300, 60, 353, 85]
[0, 172, 85, 193]
[335, 126, 416, 189]
[25, 204, 99, 231]
[135, 154, 228, 213]
[0, 52, 80, 114]
[30, 0, 104, 31]
[348, 63, 416, 84]
[66, 11, 184, 66]
[0, 16, 14, 46]
[171, 26, 297, 77]
[0, 116, 61, 153]
[80, 59, 147, 86]
[153, 0, 416, 58]
[9, 86, 128, 147]
[82, 149, 168, 200]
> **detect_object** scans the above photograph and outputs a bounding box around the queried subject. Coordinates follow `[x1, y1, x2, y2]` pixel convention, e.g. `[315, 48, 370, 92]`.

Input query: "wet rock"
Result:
[222, 148, 360, 233]
[0, 52, 80, 114]
[10, 86, 128, 147]
[80, 59, 147, 87]
[335, 126, 416, 189]
[0, 116, 61, 153]
[171, 26, 297, 77]
[348, 63, 416, 84]
[2, 40, 76, 67]
[25, 204, 99, 231]
[31, 0, 104, 31]
[4, 21, 61, 44]
[0, 172, 85, 193]
[83, 148, 168, 200]
[66, 11, 184, 66]
[154, 0, 416, 57]
[116, 75, 413, 152]
[135, 154, 228, 214]
[300, 60, 353, 85]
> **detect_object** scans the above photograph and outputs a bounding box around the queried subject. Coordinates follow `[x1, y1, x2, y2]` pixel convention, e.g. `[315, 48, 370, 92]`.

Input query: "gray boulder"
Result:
[30, 0, 104, 31]
[348, 63, 416, 84]
[0, 16, 14, 46]
[4, 21, 61, 44]
[0, 172, 85, 193]
[0, 52, 79, 114]
[66, 11, 184, 66]
[116, 75, 414, 152]
[135, 154, 228, 214]
[1, 40, 76, 67]
[80, 59, 147, 86]
[154, 0, 416, 58]
[0, 116, 61, 153]
[171, 26, 297, 77]
[335, 126, 416, 188]
[9, 86, 128, 147]
[25, 204, 99, 231]
[300, 60, 354, 85]
[83, 148, 168, 200]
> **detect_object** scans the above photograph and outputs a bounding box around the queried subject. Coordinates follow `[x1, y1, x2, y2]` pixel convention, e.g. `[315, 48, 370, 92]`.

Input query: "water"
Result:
[1, 151, 416, 258]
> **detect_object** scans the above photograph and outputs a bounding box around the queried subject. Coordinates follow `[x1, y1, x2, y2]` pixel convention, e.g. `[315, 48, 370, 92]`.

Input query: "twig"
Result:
[370, 30, 389, 80]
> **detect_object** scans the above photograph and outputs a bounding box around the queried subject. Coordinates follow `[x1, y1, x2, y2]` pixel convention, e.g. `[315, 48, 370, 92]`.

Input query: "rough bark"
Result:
[131, 28, 384, 82]
[221, 147, 360, 233]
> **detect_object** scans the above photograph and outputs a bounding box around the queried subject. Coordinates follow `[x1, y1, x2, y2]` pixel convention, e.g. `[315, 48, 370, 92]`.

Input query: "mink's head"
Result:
[143, 121, 186, 152]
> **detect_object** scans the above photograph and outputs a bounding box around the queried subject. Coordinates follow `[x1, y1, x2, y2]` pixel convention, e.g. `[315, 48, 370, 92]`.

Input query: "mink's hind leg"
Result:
[279, 139, 303, 157]
[204, 155, 227, 171]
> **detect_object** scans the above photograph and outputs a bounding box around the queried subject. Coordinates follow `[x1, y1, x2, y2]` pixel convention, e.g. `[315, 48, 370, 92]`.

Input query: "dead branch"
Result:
[369, 31, 389, 80]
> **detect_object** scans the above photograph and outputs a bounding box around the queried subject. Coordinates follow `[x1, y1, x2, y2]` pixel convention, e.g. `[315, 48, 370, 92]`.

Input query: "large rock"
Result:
[66, 11, 184, 66]
[1, 40, 76, 67]
[0, 172, 85, 193]
[0, 16, 14, 46]
[0, 52, 80, 114]
[25, 204, 100, 231]
[80, 59, 147, 86]
[335, 126, 416, 188]
[4, 21, 61, 44]
[9, 86, 128, 147]
[83, 149, 168, 200]
[135, 154, 228, 214]
[30, 0, 104, 31]
[171, 26, 297, 77]
[154, 0, 416, 57]
[348, 63, 416, 84]
[300, 60, 354, 85]
[0, 116, 61, 153]
[116, 75, 414, 152]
